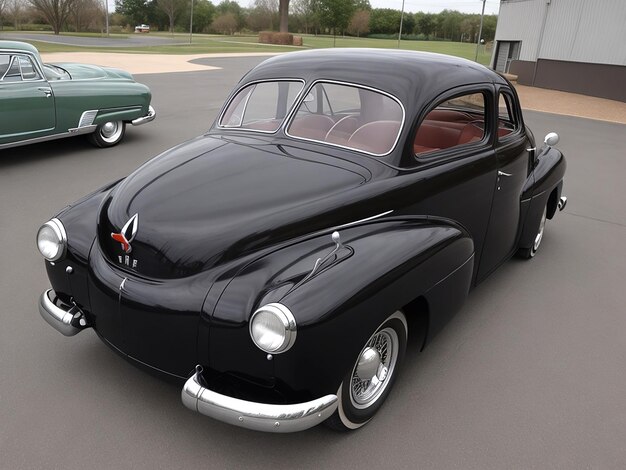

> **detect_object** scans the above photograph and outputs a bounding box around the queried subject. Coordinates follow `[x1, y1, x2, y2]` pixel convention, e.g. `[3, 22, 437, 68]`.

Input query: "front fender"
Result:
[210, 217, 474, 399]
[43, 179, 122, 309]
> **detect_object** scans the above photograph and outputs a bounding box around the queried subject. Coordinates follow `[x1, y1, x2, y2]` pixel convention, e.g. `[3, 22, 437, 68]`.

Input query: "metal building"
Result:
[492, 0, 626, 102]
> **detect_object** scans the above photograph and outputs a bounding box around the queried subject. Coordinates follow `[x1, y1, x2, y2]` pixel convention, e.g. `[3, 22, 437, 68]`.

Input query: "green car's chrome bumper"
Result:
[131, 105, 156, 126]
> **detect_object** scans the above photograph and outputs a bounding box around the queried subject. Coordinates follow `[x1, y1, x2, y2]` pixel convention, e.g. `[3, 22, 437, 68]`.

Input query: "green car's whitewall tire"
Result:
[88, 121, 126, 148]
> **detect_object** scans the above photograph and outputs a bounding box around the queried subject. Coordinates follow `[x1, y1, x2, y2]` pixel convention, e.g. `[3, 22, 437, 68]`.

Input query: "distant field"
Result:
[10, 32, 492, 65]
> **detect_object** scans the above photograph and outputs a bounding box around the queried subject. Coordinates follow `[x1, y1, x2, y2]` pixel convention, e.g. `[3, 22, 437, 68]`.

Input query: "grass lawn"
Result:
[7, 31, 492, 65]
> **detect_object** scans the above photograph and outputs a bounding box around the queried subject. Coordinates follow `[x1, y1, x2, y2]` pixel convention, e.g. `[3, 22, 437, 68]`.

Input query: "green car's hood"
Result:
[50, 62, 134, 81]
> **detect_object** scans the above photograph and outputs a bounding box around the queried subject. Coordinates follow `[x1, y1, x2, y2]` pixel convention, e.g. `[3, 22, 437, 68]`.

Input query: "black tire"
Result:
[518, 204, 547, 259]
[87, 121, 126, 148]
[326, 311, 407, 431]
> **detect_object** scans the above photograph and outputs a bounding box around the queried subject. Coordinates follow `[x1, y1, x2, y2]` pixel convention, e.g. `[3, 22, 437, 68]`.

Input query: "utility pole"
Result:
[189, 0, 194, 44]
[104, 0, 109, 37]
[474, 0, 486, 61]
[397, 0, 405, 49]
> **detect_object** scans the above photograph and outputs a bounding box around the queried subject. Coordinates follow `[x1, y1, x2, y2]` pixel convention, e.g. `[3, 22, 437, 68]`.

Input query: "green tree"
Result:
[189, 0, 214, 32]
[369, 8, 400, 35]
[157, 0, 184, 32]
[317, 0, 355, 39]
[115, 0, 149, 26]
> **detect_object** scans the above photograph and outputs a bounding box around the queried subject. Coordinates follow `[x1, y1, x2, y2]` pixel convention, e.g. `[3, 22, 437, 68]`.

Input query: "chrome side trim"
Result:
[182, 366, 338, 433]
[131, 105, 156, 126]
[38, 289, 90, 337]
[67, 125, 97, 135]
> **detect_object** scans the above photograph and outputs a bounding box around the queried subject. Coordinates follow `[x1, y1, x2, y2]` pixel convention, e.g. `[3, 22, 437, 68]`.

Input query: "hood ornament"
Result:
[111, 214, 138, 254]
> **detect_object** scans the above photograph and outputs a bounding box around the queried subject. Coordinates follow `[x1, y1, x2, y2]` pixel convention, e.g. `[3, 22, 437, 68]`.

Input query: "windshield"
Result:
[286, 81, 404, 156]
[219, 80, 304, 132]
[43, 63, 71, 81]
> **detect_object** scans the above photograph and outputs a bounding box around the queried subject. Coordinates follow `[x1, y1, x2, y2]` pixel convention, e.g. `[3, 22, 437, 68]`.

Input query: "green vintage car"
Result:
[0, 41, 155, 149]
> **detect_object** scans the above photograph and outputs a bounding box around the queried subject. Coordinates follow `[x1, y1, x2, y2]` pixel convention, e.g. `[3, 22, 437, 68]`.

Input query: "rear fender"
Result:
[519, 146, 566, 249]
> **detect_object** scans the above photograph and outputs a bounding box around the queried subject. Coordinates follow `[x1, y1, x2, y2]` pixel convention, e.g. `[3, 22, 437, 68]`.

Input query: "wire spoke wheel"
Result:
[350, 328, 399, 409]
[326, 311, 407, 431]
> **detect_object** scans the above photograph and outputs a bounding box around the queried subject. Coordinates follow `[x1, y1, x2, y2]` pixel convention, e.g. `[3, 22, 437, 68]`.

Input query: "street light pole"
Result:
[397, 0, 405, 49]
[474, 0, 486, 61]
[189, 0, 194, 44]
[104, 0, 109, 37]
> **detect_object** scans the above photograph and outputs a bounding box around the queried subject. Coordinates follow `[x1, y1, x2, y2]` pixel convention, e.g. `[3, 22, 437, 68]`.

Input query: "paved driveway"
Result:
[0, 31, 185, 47]
[1, 58, 625, 469]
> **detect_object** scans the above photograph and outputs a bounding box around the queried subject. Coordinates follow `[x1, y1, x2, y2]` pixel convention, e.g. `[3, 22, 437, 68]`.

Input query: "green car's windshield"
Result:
[43, 63, 71, 81]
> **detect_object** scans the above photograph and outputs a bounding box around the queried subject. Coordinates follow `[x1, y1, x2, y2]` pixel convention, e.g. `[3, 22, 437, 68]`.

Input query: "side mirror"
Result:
[544, 132, 559, 147]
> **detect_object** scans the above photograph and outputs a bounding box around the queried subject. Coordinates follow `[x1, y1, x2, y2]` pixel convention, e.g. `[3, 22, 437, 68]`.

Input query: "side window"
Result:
[413, 91, 487, 156]
[3, 56, 22, 82]
[0, 54, 10, 79]
[497, 92, 518, 140]
[19, 56, 40, 80]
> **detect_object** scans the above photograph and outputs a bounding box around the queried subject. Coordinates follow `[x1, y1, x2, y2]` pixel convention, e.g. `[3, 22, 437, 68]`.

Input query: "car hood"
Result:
[98, 135, 368, 279]
[51, 62, 134, 81]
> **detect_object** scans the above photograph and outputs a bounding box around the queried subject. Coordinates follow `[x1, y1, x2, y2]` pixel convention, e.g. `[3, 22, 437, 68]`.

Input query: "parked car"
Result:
[0, 41, 155, 150]
[37, 49, 567, 433]
[134, 24, 150, 33]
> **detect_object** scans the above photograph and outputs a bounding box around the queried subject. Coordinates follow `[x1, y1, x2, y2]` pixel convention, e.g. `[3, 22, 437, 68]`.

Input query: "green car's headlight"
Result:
[37, 218, 67, 262]
[250, 303, 297, 354]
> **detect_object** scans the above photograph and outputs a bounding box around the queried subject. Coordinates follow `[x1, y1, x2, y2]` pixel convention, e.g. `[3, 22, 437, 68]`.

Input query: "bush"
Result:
[258, 31, 293, 45]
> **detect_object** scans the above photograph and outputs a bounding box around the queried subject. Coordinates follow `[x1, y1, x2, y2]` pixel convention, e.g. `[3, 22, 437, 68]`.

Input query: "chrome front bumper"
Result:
[38, 289, 90, 336]
[131, 105, 156, 126]
[182, 366, 338, 433]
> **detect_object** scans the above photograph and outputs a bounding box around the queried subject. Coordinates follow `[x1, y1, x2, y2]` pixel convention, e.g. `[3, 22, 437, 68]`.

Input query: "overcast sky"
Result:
[235, 1, 502, 15]
[108, 0, 501, 16]
[369, 0, 501, 15]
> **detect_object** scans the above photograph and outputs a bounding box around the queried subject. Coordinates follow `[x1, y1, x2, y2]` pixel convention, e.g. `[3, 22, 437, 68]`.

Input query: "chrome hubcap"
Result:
[350, 328, 398, 409]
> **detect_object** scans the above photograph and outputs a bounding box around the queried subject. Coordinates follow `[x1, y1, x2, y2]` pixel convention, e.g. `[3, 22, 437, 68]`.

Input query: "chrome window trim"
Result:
[217, 78, 306, 135]
[284, 79, 406, 158]
[0, 52, 47, 84]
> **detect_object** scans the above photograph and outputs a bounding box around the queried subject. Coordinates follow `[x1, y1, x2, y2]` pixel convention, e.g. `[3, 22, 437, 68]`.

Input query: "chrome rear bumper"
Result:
[182, 366, 338, 433]
[131, 105, 156, 126]
[38, 289, 90, 336]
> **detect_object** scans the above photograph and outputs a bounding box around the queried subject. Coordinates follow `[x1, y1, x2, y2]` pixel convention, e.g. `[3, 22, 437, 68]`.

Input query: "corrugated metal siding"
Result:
[496, 0, 626, 66]
[494, 0, 547, 61]
[540, 0, 626, 65]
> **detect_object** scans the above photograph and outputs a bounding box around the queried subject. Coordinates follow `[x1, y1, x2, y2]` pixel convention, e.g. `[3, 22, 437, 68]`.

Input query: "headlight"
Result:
[37, 218, 67, 262]
[249, 303, 297, 354]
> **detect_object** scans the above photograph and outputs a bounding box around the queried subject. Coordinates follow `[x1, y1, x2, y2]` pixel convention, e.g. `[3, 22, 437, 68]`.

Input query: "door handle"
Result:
[38, 87, 52, 98]
[498, 171, 512, 177]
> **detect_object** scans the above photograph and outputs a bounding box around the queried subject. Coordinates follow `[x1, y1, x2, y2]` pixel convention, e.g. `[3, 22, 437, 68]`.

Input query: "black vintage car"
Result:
[37, 49, 567, 433]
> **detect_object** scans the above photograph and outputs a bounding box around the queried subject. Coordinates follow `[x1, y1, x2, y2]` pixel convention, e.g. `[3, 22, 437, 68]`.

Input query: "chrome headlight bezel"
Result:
[249, 303, 297, 354]
[36, 218, 67, 262]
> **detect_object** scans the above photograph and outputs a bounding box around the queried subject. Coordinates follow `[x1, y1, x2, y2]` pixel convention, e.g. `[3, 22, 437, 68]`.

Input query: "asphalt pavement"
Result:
[0, 32, 186, 47]
[1, 58, 626, 469]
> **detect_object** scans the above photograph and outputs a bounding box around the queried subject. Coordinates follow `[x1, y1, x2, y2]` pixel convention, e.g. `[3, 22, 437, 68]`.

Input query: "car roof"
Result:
[0, 41, 40, 56]
[242, 48, 507, 107]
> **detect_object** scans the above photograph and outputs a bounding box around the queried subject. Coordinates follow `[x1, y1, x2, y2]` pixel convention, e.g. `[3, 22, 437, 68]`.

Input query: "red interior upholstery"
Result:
[288, 114, 335, 140]
[326, 116, 359, 146]
[413, 110, 486, 155]
[348, 121, 401, 154]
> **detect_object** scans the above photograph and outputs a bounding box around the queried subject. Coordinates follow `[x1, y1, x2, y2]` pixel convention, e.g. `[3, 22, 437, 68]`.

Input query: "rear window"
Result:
[286, 81, 404, 156]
